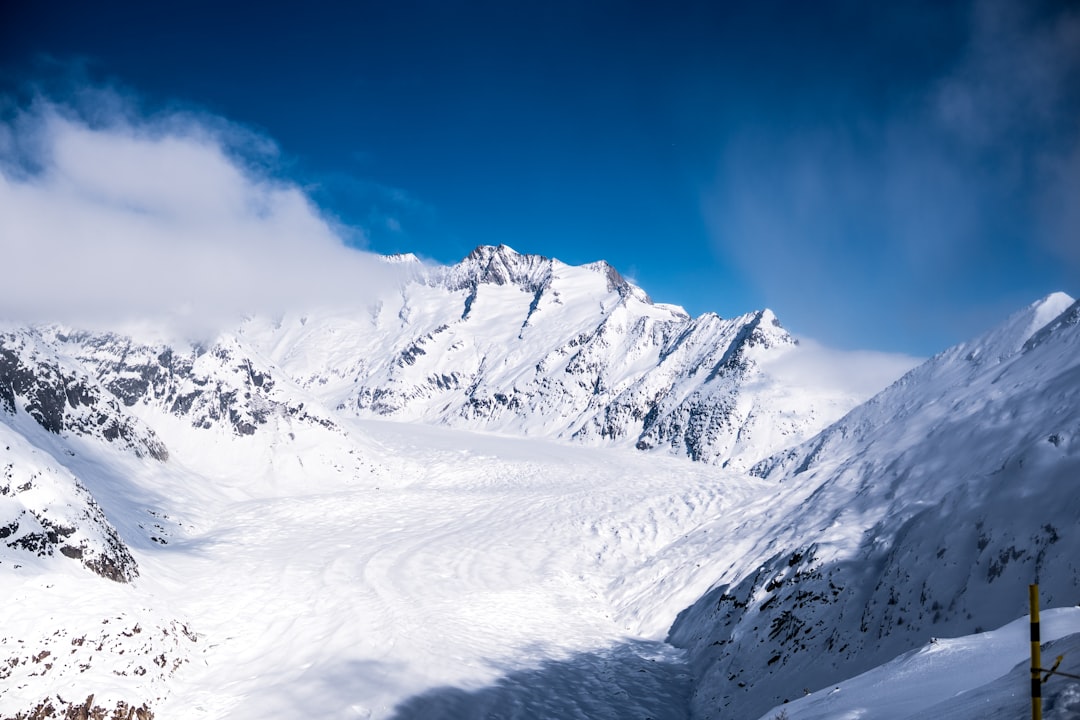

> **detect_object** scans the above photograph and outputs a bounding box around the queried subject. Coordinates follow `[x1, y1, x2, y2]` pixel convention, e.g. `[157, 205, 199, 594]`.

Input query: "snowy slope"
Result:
[670, 292, 1080, 719]
[0, 420, 136, 582]
[757, 609, 1080, 720]
[145, 421, 763, 719]
[0, 324, 384, 718]
[0, 400, 770, 719]
[2, 567, 198, 720]
[0, 365, 197, 718]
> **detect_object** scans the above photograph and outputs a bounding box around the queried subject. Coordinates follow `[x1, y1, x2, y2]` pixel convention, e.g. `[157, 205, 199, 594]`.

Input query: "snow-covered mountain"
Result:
[1, 244, 1077, 720]
[0, 328, 168, 462]
[668, 292, 1080, 719]
[5, 243, 872, 592]
[0, 245, 882, 478]
[0, 330, 198, 718]
[240, 244, 875, 469]
[43, 326, 379, 481]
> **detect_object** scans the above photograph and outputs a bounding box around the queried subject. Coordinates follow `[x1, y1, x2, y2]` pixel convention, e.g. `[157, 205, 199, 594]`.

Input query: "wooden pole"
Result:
[1031, 583, 1042, 720]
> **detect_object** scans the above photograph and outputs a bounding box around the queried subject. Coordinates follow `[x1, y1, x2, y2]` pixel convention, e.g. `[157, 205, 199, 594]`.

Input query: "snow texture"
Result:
[672, 292, 1080, 719]
[0, 247, 1075, 720]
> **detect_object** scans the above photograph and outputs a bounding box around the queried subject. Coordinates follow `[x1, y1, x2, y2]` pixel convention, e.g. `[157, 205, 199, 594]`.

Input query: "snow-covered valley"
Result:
[2, 248, 1079, 719]
[1, 407, 766, 719]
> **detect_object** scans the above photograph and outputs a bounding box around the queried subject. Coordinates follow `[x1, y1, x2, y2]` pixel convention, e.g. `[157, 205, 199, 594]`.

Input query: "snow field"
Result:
[130, 419, 765, 719]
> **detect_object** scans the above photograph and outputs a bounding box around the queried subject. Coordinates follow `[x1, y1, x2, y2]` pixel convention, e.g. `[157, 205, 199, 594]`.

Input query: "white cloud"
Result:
[761, 338, 923, 399]
[0, 94, 413, 337]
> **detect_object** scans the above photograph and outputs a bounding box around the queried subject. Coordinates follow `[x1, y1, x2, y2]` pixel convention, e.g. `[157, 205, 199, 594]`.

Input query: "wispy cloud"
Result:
[704, 0, 1080, 352]
[0, 89, 412, 336]
[761, 337, 922, 399]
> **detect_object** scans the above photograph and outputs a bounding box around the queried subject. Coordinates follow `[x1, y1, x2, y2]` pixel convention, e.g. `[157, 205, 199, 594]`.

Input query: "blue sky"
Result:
[1, 0, 1077, 354]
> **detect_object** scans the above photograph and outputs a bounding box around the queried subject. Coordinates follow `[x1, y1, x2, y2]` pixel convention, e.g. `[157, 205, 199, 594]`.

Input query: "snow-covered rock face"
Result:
[0, 330, 168, 461]
[238, 244, 868, 469]
[0, 423, 138, 583]
[670, 293, 1080, 720]
[50, 329, 339, 439]
[0, 331, 144, 583]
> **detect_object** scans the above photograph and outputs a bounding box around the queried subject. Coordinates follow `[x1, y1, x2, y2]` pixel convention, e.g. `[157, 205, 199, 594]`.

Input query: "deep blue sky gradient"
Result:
[2, 0, 1077, 354]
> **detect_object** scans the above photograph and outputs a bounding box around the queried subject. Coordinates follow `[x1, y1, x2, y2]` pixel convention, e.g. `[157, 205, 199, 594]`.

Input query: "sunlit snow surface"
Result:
[6, 401, 1079, 720]
[2, 417, 768, 719]
[757, 609, 1080, 720]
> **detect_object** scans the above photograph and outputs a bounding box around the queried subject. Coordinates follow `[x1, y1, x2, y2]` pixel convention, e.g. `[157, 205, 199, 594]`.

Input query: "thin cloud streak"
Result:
[0, 93, 412, 337]
[761, 337, 922, 399]
[704, 0, 1080, 353]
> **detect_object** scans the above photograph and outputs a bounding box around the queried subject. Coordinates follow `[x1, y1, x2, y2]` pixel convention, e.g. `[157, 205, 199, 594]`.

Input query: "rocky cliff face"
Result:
[0, 329, 156, 582]
[46, 329, 339, 438]
[0, 329, 168, 461]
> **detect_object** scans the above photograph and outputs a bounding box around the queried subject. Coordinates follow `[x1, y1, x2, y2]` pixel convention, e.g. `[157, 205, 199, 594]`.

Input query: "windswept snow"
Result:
[757, 609, 1080, 720]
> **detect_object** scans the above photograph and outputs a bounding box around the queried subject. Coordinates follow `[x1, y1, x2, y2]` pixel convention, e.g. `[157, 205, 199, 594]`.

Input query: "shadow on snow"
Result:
[387, 639, 691, 720]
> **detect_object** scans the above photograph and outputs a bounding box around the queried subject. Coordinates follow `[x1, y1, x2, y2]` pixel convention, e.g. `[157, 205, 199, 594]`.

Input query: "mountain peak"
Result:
[580, 259, 652, 302]
[380, 252, 421, 264]
[1022, 297, 1080, 353]
[946, 291, 1076, 367]
[449, 246, 660, 303]
[1031, 291, 1075, 330]
[465, 244, 529, 262]
[450, 244, 553, 291]
[758, 307, 781, 328]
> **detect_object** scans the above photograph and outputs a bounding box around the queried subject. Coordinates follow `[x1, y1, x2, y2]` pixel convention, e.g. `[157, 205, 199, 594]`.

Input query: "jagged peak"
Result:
[758, 308, 781, 327]
[465, 244, 536, 262]
[442, 245, 655, 305]
[1022, 297, 1080, 353]
[380, 252, 421, 264]
[736, 308, 796, 351]
[951, 291, 1076, 366]
[443, 244, 554, 292]
[708, 308, 789, 337]
[579, 260, 652, 303]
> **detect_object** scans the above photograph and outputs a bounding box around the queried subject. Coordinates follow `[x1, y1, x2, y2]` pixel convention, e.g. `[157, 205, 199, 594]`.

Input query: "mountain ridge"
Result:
[668, 290, 1080, 719]
[235, 244, 883, 470]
